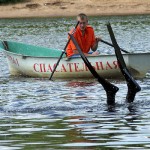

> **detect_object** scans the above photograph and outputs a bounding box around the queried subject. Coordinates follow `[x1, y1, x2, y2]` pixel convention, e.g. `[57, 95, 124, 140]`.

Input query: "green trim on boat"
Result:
[0, 41, 64, 57]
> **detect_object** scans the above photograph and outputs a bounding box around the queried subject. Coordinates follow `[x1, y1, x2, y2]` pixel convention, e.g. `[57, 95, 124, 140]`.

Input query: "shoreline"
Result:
[1, 13, 149, 20]
[1, 11, 149, 19]
[0, 0, 150, 19]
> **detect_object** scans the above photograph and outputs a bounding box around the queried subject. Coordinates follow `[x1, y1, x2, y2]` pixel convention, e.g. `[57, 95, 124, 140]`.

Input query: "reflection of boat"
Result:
[0, 41, 150, 79]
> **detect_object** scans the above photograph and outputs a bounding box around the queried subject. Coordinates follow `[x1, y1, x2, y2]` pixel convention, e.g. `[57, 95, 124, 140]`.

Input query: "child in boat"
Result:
[66, 13, 101, 58]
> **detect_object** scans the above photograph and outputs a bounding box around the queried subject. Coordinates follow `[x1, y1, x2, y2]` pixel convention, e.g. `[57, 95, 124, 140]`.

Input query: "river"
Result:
[0, 15, 150, 149]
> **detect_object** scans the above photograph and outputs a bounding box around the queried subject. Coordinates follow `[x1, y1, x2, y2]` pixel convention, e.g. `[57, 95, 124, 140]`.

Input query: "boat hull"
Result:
[3, 50, 150, 79]
[1, 41, 150, 79]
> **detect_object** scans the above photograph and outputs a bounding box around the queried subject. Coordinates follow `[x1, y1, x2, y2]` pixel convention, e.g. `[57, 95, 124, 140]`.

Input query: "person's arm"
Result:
[91, 37, 101, 51]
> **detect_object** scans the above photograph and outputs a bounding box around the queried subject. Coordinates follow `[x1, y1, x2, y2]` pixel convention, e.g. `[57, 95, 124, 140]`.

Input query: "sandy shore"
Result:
[0, 0, 150, 18]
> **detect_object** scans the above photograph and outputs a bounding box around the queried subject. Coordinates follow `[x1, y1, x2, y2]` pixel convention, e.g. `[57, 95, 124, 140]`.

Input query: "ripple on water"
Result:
[0, 15, 150, 149]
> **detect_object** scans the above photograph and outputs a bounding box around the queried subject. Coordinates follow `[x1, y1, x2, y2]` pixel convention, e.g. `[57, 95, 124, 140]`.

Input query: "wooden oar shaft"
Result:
[49, 51, 64, 80]
[100, 39, 129, 54]
[49, 21, 79, 80]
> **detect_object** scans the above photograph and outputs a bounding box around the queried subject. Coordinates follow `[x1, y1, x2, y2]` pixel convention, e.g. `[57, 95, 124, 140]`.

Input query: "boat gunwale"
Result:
[3, 48, 150, 59]
[1, 40, 150, 59]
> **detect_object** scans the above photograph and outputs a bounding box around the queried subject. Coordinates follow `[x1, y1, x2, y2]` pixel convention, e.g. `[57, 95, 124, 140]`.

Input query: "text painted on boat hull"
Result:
[33, 61, 119, 73]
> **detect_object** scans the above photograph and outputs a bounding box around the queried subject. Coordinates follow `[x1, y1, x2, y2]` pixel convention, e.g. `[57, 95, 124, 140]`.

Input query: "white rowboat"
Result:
[0, 41, 150, 79]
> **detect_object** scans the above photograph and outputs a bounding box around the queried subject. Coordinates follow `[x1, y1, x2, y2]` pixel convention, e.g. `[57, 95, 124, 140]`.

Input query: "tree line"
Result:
[0, 0, 26, 4]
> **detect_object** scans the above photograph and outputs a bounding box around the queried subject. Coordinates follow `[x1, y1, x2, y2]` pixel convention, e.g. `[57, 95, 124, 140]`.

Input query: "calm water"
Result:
[0, 15, 150, 149]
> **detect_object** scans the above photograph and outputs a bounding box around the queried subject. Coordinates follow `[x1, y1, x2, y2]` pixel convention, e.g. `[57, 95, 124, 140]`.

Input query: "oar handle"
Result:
[100, 39, 129, 54]
[49, 21, 79, 80]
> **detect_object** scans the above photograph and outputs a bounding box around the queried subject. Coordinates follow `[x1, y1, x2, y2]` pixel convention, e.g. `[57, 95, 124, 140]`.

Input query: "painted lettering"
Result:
[113, 61, 119, 69]
[15, 58, 19, 66]
[33, 63, 39, 72]
[74, 63, 80, 72]
[106, 61, 113, 70]
[52, 64, 59, 72]
[95, 62, 104, 70]
[33, 60, 119, 73]
[61, 64, 67, 72]
[83, 63, 89, 71]
[6, 54, 19, 66]
[67, 63, 73, 72]
[42, 64, 47, 72]
[47, 64, 52, 72]
[40, 64, 43, 72]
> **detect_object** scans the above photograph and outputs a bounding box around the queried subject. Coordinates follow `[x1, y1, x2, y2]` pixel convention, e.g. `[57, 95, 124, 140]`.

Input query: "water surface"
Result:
[0, 15, 150, 149]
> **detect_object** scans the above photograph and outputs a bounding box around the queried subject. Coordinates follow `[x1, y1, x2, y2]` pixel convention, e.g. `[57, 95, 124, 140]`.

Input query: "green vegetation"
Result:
[0, 0, 26, 4]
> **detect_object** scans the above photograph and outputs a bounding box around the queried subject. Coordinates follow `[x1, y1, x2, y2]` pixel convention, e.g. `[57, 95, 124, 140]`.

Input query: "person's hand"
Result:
[95, 37, 101, 42]
[85, 51, 99, 56]
[92, 51, 99, 56]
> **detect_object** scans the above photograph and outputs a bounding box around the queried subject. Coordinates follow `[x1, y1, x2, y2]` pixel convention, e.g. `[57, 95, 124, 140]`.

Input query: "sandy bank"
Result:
[0, 0, 150, 18]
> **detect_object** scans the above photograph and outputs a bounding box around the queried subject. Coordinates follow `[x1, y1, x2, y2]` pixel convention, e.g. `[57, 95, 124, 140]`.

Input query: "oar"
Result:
[1, 41, 8, 50]
[49, 21, 79, 80]
[107, 23, 141, 103]
[68, 33, 119, 106]
[100, 39, 129, 54]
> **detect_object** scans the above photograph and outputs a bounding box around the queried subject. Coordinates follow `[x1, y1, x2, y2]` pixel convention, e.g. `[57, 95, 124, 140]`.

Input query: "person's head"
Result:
[77, 13, 88, 31]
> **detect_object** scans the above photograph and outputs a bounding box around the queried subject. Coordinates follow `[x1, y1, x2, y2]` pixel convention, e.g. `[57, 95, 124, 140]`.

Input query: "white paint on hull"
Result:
[3, 50, 150, 79]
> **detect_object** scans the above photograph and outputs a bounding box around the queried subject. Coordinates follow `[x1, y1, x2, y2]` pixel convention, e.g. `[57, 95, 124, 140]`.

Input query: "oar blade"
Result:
[107, 23, 141, 103]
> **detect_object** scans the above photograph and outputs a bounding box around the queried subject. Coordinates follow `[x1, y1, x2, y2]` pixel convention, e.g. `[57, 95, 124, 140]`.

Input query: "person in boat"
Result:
[66, 13, 101, 58]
